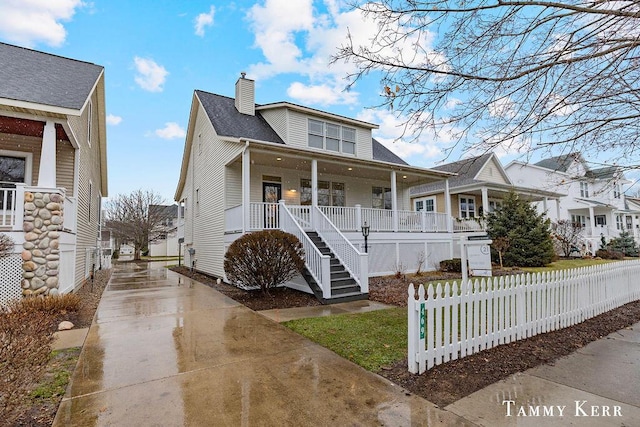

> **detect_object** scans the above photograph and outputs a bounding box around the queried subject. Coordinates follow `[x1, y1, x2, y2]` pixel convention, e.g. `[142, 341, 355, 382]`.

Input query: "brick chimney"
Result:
[235, 72, 255, 116]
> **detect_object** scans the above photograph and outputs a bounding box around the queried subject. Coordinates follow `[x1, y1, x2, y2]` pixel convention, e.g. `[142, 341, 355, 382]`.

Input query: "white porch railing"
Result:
[63, 196, 77, 233]
[453, 218, 485, 232]
[408, 260, 640, 374]
[288, 206, 312, 230]
[249, 202, 280, 230]
[0, 186, 18, 228]
[279, 201, 332, 299]
[361, 207, 394, 231]
[313, 207, 368, 293]
[224, 205, 243, 232]
[319, 206, 359, 231]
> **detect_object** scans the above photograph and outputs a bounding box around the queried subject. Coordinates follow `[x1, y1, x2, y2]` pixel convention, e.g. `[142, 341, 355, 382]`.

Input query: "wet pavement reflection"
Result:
[54, 262, 469, 426]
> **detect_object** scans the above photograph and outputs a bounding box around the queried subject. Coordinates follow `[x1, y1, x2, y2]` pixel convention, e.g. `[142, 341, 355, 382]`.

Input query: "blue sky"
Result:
[1, 1, 636, 201]
[0, 0, 467, 202]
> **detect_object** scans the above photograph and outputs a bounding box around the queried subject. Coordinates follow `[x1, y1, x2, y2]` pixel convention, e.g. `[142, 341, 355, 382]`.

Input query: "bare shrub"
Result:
[393, 261, 407, 279]
[224, 230, 305, 295]
[415, 250, 426, 276]
[0, 233, 14, 258]
[492, 237, 511, 269]
[20, 294, 81, 316]
[0, 299, 56, 425]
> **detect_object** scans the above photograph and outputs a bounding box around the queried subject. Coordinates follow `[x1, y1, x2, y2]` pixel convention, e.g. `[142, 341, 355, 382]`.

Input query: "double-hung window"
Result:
[459, 196, 476, 218]
[372, 187, 392, 210]
[308, 119, 356, 154]
[580, 181, 589, 198]
[300, 179, 344, 206]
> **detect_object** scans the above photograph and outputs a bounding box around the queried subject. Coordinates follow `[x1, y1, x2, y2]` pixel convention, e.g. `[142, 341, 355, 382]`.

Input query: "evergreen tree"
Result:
[607, 231, 639, 257]
[486, 192, 555, 267]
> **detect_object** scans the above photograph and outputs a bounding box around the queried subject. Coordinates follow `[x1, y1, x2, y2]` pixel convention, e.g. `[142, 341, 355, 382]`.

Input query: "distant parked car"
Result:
[119, 246, 134, 255]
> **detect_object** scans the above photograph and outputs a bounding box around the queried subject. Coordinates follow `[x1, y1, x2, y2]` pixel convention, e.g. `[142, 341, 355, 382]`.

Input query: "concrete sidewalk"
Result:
[53, 263, 468, 426]
[55, 262, 640, 426]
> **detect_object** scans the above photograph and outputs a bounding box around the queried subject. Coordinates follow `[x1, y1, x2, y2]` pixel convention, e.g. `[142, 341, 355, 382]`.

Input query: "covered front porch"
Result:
[0, 113, 80, 301]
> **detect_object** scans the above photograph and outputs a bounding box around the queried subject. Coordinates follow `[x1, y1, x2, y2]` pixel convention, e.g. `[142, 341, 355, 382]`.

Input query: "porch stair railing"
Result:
[278, 201, 332, 300]
[312, 206, 369, 294]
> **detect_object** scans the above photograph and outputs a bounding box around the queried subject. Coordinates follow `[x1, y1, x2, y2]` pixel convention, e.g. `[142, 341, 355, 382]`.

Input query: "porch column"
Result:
[481, 187, 489, 217]
[556, 199, 561, 221]
[588, 206, 595, 237]
[311, 159, 318, 207]
[543, 197, 549, 215]
[38, 121, 57, 187]
[242, 148, 251, 233]
[390, 170, 398, 232]
[445, 178, 453, 232]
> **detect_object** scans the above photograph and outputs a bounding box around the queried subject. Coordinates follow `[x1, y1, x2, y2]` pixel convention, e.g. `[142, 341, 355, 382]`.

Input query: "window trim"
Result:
[580, 181, 589, 198]
[87, 101, 92, 147]
[372, 186, 392, 210]
[413, 196, 436, 212]
[300, 178, 345, 207]
[0, 150, 33, 185]
[307, 118, 357, 155]
[458, 195, 476, 218]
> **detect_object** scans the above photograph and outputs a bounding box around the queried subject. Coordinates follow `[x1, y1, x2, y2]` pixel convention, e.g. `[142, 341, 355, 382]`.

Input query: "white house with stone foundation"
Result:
[175, 75, 498, 303]
[0, 42, 108, 304]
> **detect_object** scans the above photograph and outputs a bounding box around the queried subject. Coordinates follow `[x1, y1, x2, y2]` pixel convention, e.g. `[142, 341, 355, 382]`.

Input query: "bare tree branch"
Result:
[335, 0, 640, 164]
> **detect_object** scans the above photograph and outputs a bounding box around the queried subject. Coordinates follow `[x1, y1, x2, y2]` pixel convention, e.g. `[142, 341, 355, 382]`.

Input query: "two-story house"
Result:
[175, 75, 468, 303]
[505, 153, 639, 253]
[0, 42, 108, 304]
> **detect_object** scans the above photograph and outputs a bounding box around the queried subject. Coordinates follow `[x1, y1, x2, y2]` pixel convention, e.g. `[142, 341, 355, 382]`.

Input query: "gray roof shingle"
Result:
[0, 42, 103, 111]
[196, 90, 407, 165]
[410, 153, 492, 195]
[534, 153, 581, 172]
[196, 90, 285, 144]
[372, 138, 408, 165]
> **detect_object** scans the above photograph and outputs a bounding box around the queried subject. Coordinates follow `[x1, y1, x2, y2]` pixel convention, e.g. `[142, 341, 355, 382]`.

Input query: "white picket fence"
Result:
[408, 260, 640, 374]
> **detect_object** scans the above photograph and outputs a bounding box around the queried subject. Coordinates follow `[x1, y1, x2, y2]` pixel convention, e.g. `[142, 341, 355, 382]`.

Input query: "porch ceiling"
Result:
[0, 115, 69, 141]
[247, 148, 446, 186]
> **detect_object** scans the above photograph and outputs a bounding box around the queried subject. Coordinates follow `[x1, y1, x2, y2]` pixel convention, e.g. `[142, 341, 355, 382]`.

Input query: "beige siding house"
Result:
[410, 153, 563, 232]
[175, 76, 468, 303]
[0, 42, 108, 304]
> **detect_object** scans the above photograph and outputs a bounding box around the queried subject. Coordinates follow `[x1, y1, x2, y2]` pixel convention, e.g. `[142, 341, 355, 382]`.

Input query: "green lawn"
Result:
[284, 308, 407, 371]
[520, 258, 620, 273]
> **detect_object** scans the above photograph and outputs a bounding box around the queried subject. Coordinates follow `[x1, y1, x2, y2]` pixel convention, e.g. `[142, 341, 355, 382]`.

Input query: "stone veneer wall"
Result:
[21, 191, 64, 296]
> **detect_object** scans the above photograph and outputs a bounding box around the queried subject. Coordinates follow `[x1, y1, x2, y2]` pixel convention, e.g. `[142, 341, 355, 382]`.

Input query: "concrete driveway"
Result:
[53, 262, 469, 426]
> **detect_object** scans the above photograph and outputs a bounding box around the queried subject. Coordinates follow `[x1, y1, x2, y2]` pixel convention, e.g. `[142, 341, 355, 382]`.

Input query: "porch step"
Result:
[302, 231, 368, 305]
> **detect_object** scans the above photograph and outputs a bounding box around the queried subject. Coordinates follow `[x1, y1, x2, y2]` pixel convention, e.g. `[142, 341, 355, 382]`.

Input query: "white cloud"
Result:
[155, 122, 185, 140]
[106, 114, 122, 126]
[358, 109, 459, 163]
[0, 0, 84, 47]
[286, 81, 358, 106]
[245, 1, 444, 107]
[133, 57, 168, 92]
[488, 97, 517, 119]
[194, 6, 215, 37]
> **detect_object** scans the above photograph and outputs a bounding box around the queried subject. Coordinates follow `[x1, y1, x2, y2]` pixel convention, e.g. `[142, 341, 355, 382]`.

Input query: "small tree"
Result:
[492, 236, 510, 269]
[607, 231, 639, 257]
[552, 220, 584, 257]
[224, 230, 305, 295]
[486, 192, 554, 267]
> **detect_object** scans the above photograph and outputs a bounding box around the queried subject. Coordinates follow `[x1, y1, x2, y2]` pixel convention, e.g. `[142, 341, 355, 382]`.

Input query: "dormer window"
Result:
[308, 119, 356, 154]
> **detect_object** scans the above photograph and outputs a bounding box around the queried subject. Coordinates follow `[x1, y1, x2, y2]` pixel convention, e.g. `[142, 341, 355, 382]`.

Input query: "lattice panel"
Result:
[398, 243, 425, 273]
[0, 254, 23, 305]
[368, 243, 397, 276]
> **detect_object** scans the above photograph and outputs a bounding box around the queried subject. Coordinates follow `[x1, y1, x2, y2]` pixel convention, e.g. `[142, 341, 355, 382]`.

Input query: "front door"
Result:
[263, 182, 281, 228]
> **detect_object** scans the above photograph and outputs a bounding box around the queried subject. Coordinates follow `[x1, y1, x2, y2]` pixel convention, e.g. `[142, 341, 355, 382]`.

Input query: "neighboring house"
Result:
[505, 153, 639, 253]
[0, 43, 108, 304]
[175, 75, 471, 303]
[147, 204, 182, 257]
[410, 153, 563, 231]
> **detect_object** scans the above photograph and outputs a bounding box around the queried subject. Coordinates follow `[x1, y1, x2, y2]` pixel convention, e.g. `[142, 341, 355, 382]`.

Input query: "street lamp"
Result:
[361, 221, 370, 253]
